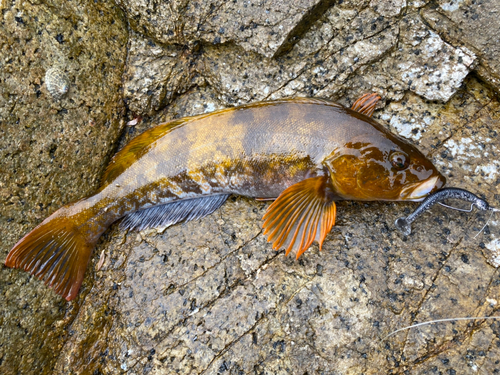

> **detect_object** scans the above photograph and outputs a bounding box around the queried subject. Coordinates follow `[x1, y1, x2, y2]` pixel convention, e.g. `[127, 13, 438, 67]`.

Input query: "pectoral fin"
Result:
[262, 176, 336, 259]
[351, 93, 381, 117]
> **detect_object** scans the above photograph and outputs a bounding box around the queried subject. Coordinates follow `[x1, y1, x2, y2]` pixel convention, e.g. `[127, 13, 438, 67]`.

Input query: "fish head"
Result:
[324, 133, 446, 202]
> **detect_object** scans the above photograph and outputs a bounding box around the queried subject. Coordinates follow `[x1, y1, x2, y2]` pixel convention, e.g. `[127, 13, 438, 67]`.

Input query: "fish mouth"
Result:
[400, 175, 445, 201]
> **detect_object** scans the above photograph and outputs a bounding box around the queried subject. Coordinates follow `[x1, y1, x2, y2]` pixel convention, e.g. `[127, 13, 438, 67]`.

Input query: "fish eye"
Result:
[390, 151, 409, 170]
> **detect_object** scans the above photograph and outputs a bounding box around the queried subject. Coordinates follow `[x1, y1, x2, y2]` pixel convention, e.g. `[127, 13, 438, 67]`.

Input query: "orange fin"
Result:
[5, 208, 97, 301]
[262, 176, 337, 259]
[351, 93, 381, 117]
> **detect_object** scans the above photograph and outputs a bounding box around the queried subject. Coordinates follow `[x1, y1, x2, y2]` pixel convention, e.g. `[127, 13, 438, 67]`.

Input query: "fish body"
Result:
[5, 96, 445, 300]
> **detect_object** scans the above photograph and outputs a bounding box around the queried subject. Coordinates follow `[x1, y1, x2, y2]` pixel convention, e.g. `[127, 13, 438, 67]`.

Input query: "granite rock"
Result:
[0, 1, 128, 373]
[116, 0, 333, 58]
[422, 0, 500, 94]
[123, 32, 196, 115]
[2, 0, 500, 374]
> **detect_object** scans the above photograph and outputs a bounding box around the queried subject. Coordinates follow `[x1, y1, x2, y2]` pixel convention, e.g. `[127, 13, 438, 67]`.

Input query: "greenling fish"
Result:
[5, 94, 445, 301]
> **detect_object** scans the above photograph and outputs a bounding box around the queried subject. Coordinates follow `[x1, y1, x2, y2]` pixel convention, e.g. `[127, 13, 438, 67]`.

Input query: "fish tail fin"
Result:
[5, 204, 100, 301]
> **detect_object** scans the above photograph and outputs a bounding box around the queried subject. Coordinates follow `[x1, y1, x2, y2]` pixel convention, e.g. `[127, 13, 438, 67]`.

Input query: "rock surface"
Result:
[422, 0, 500, 94]
[0, 1, 128, 373]
[117, 0, 332, 58]
[1, 0, 500, 374]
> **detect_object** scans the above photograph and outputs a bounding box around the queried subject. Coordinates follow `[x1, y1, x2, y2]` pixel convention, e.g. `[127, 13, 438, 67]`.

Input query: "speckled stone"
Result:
[422, 0, 500, 94]
[116, 0, 329, 58]
[2, 0, 500, 374]
[122, 32, 198, 116]
[0, 1, 128, 374]
[389, 14, 476, 102]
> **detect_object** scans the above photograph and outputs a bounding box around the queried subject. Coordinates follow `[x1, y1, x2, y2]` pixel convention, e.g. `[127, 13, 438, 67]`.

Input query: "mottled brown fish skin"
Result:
[5, 98, 445, 300]
[91, 98, 443, 219]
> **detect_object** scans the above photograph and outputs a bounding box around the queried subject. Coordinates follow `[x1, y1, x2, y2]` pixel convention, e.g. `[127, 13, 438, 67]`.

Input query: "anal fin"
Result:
[262, 176, 337, 259]
[351, 93, 381, 117]
[121, 194, 230, 231]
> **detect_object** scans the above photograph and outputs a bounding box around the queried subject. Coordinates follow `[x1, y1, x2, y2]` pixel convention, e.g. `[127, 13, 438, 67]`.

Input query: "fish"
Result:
[4, 94, 446, 301]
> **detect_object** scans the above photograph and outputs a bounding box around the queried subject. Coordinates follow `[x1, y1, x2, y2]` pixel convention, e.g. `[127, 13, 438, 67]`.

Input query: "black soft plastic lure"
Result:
[395, 188, 499, 235]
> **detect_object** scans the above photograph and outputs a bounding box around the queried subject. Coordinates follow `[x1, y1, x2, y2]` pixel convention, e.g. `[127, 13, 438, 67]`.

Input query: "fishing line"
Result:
[473, 207, 500, 239]
[435, 199, 499, 240]
[386, 192, 500, 345]
[437, 201, 474, 212]
[383, 316, 500, 340]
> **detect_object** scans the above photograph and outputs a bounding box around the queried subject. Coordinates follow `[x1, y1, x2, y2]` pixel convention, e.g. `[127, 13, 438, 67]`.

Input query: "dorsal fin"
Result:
[351, 93, 381, 117]
[101, 118, 189, 188]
